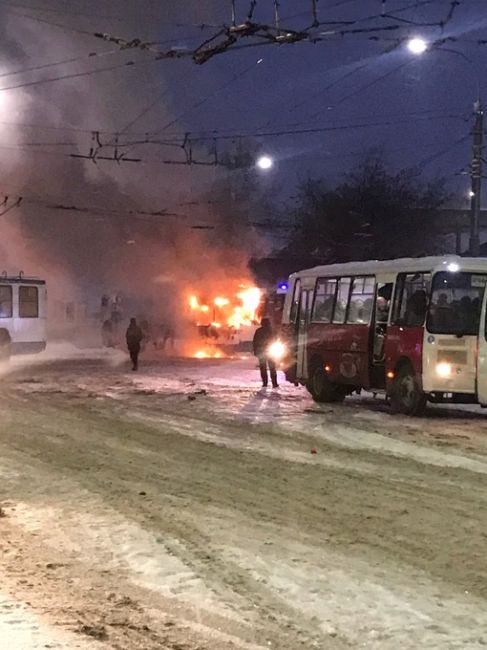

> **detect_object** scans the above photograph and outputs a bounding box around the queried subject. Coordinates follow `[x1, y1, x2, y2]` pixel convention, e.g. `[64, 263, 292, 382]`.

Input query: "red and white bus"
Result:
[277, 256, 487, 415]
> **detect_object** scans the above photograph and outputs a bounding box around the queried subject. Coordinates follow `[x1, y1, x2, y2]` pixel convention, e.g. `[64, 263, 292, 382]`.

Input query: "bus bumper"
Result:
[11, 341, 47, 354]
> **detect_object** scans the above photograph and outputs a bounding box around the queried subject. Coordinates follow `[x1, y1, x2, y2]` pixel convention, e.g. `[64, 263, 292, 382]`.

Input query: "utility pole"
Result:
[470, 99, 483, 256]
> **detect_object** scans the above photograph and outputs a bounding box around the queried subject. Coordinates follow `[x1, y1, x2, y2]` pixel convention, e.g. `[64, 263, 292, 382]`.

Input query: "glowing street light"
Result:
[407, 37, 428, 55]
[256, 155, 273, 170]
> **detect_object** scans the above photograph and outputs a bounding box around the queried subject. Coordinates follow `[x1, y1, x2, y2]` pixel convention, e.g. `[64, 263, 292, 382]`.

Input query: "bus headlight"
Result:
[268, 340, 287, 361]
[436, 362, 452, 378]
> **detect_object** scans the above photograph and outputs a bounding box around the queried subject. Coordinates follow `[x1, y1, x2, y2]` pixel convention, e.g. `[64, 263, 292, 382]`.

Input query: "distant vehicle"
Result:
[0, 274, 47, 359]
[274, 256, 487, 415]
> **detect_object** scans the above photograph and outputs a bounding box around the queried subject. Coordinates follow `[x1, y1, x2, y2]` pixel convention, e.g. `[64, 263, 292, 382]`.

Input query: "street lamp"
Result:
[407, 37, 428, 55]
[256, 155, 273, 170]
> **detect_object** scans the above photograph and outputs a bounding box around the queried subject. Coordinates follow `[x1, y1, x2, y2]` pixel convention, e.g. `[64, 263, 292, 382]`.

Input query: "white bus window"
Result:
[312, 278, 337, 323]
[428, 272, 487, 336]
[347, 276, 375, 324]
[289, 280, 301, 324]
[0, 285, 12, 318]
[19, 286, 39, 318]
[393, 272, 430, 327]
[332, 277, 352, 324]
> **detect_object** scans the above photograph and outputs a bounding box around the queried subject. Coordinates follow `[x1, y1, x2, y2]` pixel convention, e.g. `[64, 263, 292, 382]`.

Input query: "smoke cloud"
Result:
[0, 2, 268, 345]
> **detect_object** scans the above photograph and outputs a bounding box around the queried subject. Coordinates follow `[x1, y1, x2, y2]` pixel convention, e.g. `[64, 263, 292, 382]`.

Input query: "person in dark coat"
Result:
[252, 317, 278, 388]
[126, 317, 143, 371]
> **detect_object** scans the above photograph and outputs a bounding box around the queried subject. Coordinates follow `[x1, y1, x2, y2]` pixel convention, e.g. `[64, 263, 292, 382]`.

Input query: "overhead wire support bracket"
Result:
[311, 0, 319, 27]
[92, 1, 463, 68]
[247, 0, 258, 22]
[274, 0, 280, 35]
[70, 129, 221, 167]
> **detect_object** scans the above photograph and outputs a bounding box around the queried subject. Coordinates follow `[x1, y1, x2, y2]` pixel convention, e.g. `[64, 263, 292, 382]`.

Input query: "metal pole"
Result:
[470, 99, 483, 256]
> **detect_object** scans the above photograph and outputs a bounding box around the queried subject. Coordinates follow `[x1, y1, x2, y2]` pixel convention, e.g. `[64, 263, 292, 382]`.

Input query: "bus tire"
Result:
[390, 365, 426, 416]
[0, 329, 11, 363]
[309, 365, 346, 404]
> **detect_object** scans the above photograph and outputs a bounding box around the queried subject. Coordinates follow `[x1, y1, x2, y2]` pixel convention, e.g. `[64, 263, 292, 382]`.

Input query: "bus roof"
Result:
[0, 276, 46, 284]
[289, 255, 487, 280]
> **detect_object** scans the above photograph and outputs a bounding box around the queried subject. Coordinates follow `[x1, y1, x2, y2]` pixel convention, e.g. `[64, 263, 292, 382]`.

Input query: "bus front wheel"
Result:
[309, 365, 346, 403]
[390, 365, 426, 416]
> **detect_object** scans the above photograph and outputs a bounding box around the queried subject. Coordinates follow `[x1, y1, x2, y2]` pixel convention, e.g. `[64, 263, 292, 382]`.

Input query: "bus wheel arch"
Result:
[390, 358, 426, 416]
[307, 356, 346, 403]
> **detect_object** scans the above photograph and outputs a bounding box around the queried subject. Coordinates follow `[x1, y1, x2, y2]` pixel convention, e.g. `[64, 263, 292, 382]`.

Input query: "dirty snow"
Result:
[1, 350, 487, 648]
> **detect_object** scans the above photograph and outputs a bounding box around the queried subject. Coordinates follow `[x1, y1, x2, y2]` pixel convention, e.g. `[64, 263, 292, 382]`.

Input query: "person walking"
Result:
[126, 317, 143, 371]
[252, 317, 278, 388]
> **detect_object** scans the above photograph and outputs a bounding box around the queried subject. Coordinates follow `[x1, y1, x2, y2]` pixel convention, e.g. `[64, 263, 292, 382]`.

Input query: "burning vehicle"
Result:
[186, 285, 264, 358]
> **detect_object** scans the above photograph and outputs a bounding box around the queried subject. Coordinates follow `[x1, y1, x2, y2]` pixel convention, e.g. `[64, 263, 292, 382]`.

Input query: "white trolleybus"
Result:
[0, 274, 47, 360]
[277, 256, 487, 415]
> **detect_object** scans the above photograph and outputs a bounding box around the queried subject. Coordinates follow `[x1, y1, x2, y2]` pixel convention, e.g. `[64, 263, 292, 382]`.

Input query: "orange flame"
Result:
[188, 285, 262, 335]
[214, 297, 229, 307]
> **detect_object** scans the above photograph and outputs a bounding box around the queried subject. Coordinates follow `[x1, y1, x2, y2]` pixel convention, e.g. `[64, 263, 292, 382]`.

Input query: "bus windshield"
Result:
[427, 272, 487, 336]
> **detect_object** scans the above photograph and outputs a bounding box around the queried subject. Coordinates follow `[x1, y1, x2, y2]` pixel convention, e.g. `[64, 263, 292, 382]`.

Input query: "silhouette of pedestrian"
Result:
[126, 317, 143, 371]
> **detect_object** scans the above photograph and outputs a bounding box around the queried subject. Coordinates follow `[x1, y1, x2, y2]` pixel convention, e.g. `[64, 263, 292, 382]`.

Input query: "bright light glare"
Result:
[407, 37, 428, 55]
[447, 262, 460, 272]
[214, 297, 229, 307]
[257, 155, 273, 170]
[469, 190, 475, 198]
[436, 362, 452, 378]
[268, 340, 287, 361]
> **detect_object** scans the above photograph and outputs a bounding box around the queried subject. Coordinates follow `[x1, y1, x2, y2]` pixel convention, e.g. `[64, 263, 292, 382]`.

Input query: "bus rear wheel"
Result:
[309, 365, 346, 403]
[0, 329, 11, 363]
[390, 365, 426, 416]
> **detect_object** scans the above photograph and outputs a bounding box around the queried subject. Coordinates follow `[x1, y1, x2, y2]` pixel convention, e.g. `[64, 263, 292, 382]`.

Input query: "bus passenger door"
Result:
[477, 284, 487, 405]
[370, 281, 394, 388]
[296, 290, 311, 381]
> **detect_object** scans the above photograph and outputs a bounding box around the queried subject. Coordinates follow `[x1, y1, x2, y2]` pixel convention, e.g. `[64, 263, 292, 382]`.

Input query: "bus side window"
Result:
[332, 277, 352, 324]
[393, 272, 430, 327]
[376, 282, 393, 324]
[289, 279, 301, 324]
[0, 285, 12, 318]
[19, 286, 39, 318]
[312, 278, 337, 323]
[347, 276, 375, 324]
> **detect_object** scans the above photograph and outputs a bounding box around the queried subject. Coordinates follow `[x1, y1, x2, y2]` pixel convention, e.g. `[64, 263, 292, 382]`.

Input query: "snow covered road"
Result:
[1, 351, 487, 649]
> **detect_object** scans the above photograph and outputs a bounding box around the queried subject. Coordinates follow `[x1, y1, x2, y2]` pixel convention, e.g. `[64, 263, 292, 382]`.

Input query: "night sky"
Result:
[0, 1, 485, 196]
[0, 0, 486, 294]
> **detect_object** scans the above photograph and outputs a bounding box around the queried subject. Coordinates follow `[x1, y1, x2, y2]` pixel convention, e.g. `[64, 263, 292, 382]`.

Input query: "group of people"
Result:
[124, 315, 280, 387]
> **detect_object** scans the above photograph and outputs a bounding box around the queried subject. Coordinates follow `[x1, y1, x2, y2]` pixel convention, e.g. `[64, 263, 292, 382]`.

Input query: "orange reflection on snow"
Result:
[194, 349, 223, 359]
